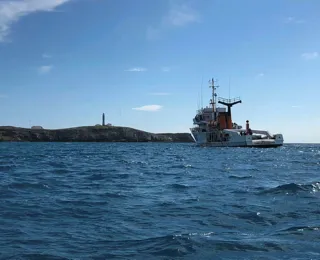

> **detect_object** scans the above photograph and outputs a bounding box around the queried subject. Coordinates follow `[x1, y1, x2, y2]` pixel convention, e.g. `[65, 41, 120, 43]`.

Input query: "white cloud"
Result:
[146, 26, 161, 41]
[38, 65, 53, 74]
[291, 105, 301, 108]
[161, 67, 171, 72]
[149, 92, 171, 96]
[301, 52, 318, 60]
[125, 67, 147, 72]
[163, 3, 199, 27]
[147, 2, 199, 40]
[256, 73, 264, 77]
[132, 105, 163, 112]
[0, 0, 71, 42]
[285, 17, 305, 24]
[42, 53, 52, 59]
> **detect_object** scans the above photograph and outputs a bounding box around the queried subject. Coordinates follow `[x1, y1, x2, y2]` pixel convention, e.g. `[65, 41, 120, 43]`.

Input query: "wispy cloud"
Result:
[38, 65, 53, 74]
[291, 105, 301, 108]
[132, 105, 163, 112]
[256, 73, 264, 78]
[149, 92, 171, 96]
[301, 52, 318, 60]
[0, 94, 8, 98]
[285, 17, 305, 24]
[0, 0, 71, 42]
[161, 67, 171, 72]
[146, 26, 161, 41]
[163, 3, 199, 27]
[147, 2, 199, 40]
[125, 67, 147, 72]
[42, 53, 52, 59]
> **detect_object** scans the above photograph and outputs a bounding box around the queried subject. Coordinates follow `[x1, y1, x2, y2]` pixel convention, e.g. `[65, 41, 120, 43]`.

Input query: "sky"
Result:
[0, 0, 319, 143]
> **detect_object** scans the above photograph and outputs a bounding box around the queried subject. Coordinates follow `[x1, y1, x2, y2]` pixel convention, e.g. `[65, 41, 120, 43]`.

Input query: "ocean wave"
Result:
[168, 183, 192, 189]
[229, 175, 253, 180]
[1, 143, 320, 258]
[258, 182, 320, 195]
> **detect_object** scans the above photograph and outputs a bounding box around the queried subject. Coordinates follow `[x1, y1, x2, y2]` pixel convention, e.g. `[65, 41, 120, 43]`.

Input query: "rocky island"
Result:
[0, 125, 195, 143]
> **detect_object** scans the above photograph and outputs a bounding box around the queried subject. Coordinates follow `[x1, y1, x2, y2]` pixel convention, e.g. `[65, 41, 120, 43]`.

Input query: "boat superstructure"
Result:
[190, 78, 284, 147]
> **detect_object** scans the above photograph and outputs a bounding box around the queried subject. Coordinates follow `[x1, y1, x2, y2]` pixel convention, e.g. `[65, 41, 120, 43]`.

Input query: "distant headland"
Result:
[0, 125, 194, 143]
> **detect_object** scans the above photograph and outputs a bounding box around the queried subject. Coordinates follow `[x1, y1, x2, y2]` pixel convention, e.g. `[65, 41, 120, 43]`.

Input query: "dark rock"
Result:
[0, 126, 195, 143]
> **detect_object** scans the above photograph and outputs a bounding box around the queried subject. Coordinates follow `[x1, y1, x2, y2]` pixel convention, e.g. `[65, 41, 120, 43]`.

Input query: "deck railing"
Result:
[218, 97, 241, 104]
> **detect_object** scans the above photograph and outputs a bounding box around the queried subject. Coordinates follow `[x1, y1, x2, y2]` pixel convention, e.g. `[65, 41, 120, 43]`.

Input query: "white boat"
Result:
[190, 78, 284, 148]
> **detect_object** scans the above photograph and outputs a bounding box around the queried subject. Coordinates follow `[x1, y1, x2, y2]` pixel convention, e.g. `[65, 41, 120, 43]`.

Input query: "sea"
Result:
[0, 142, 319, 260]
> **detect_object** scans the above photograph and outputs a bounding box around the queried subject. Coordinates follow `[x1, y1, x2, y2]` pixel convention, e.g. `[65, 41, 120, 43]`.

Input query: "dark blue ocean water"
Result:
[0, 143, 319, 260]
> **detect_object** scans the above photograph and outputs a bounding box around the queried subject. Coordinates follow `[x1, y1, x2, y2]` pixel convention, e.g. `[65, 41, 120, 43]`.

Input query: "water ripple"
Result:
[0, 143, 319, 259]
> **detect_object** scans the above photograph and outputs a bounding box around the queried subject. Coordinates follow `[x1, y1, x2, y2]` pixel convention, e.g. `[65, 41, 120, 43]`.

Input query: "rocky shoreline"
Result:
[0, 126, 195, 143]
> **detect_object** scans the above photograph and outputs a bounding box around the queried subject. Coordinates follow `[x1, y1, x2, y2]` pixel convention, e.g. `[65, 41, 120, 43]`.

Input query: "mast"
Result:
[209, 78, 218, 121]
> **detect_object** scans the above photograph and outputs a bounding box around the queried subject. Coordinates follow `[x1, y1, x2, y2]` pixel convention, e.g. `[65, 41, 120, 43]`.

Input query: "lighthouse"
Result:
[102, 113, 105, 126]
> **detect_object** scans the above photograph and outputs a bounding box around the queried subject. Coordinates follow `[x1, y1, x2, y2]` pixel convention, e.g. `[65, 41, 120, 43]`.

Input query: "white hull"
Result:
[190, 129, 284, 148]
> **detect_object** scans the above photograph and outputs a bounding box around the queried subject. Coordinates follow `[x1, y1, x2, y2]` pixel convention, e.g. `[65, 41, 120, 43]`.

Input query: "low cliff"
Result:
[0, 126, 194, 143]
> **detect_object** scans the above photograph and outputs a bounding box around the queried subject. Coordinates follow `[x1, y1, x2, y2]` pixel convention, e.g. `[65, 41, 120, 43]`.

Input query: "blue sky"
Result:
[0, 0, 319, 143]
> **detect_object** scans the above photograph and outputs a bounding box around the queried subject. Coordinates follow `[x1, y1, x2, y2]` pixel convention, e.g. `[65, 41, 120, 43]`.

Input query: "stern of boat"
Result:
[249, 133, 284, 148]
[273, 133, 284, 146]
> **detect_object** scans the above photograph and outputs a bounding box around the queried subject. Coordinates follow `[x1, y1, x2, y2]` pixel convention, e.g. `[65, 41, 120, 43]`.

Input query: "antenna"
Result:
[209, 78, 219, 104]
[229, 76, 231, 100]
[200, 76, 203, 109]
[197, 91, 199, 110]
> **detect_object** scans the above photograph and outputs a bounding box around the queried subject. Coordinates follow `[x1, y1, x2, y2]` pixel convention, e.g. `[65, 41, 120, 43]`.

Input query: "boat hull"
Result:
[198, 142, 283, 148]
[190, 129, 284, 148]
